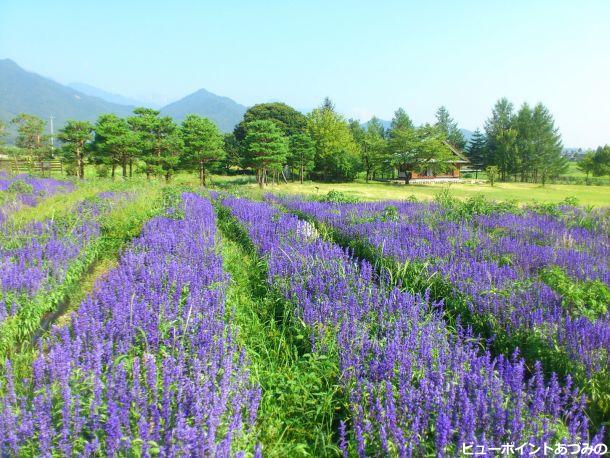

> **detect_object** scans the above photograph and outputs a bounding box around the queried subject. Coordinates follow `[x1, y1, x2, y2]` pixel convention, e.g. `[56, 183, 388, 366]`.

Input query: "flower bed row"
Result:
[221, 196, 601, 456]
[0, 193, 137, 354]
[0, 174, 74, 227]
[276, 196, 610, 424]
[0, 193, 260, 455]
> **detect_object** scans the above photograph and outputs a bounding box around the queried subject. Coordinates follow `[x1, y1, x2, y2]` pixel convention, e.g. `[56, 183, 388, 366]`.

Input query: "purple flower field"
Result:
[1, 193, 260, 456]
[1, 188, 607, 456]
[222, 195, 605, 456]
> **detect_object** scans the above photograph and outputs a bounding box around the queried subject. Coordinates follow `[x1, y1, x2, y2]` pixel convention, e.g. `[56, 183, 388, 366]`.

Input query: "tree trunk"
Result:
[111, 164, 116, 180]
[403, 171, 412, 185]
[300, 164, 304, 184]
[122, 155, 127, 177]
[129, 160, 133, 177]
[200, 161, 207, 187]
[77, 148, 84, 179]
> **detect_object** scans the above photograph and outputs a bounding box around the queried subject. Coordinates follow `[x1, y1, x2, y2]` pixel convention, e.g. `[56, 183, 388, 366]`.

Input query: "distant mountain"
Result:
[68, 82, 153, 108]
[460, 128, 474, 144]
[160, 88, 247, 132]
[361, 118, 392, 130]
[0, 59, 134, 134]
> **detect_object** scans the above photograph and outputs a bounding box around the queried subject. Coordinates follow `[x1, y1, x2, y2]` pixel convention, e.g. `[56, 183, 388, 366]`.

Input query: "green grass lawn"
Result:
[210, 175, 610, 207]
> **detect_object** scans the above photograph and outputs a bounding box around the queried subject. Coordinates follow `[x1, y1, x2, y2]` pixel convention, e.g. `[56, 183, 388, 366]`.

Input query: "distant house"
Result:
[397, 141, 471, 180]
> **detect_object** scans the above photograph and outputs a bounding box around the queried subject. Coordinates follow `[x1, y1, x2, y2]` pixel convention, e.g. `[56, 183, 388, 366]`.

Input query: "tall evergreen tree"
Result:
[435, 106, 466, 150]
[57, 120, 94, 179]
[530, 103, 566, 184]
[181, 114, 225, 186]
[484, 98, 516, 181]
[243, 120, 288, 187]
[389, 108, 414, 132]
[465, 128, 487, 174]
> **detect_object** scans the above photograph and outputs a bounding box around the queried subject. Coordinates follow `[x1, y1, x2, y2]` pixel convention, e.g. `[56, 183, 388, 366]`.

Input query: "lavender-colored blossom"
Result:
[222, 196, 599, 456]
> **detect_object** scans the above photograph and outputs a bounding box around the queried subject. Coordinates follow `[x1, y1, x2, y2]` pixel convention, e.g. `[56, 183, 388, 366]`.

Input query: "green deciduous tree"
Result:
[288, 133, 316, 184]
[57, 120, 94, 179]
[181, 114, 225, 186]
[486, 165, 499, 186]
[435, 106, 466, 150]
[243, 120, 289, 187]
[530, 103, 567, 185]
[361, 117, 387, 183]
[388, 123, 454, 184]
[307, 100, 360, 181]
[11, 113, 50, 168]
[580, 146, 610, 177]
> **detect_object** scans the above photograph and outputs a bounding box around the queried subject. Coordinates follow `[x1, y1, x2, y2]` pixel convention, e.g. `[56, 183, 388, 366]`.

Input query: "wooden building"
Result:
[397, 142, 471, 180]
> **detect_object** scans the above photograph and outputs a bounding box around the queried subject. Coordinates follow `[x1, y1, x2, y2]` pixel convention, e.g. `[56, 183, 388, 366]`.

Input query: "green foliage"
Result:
[128, 108, 184, 181]
[7, 179, 34, 195]
[466, 128, 487, 169]
[388, 122, 455, 183]
[357, 117, 387, 183]
[307, 100, 361, 181]
[58, 120, 94, 179]
[288, 132, 316, 184]
[91, 114, 138, 178]
[180, 114, 225, 186]
[243, 119, 289, 187]
[234, 102, 307, 142]
[540, 266, 610, 320]
[485, 165, 499, 186]
[578, 145, 610, 178]
[435, 106, 466, 150]
[315, 190, 360, 204]
[11, 113, 50, 163]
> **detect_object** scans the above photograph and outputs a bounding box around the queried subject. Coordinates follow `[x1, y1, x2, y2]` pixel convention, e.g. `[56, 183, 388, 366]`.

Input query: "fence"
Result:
[0, 158, 63, 175]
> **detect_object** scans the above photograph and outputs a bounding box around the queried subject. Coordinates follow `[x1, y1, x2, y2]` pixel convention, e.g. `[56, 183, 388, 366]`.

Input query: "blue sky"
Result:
[1, 0, 609, 147]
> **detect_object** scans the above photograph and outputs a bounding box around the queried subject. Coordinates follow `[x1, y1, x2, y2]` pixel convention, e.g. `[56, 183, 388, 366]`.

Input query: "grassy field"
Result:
[210, 175, 610, 207]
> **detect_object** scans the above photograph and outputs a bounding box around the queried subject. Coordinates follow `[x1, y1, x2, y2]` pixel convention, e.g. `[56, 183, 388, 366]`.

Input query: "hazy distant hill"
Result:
[160, 88, 247, 132]
[0, 59, 134, 133]
[68, 82, 152, 108]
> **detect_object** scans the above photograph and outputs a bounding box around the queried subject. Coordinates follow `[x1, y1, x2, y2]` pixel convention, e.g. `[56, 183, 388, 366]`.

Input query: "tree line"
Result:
[1, 97, 607, 185]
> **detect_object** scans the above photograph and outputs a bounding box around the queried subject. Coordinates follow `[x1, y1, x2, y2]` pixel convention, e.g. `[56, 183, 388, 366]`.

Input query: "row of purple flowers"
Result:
[0, 193, 129, 325]
[221, 196, 601, 457]
[0, 193, 260, 455]
[0, 173, 74, 227]
[277, 198, 610, 381]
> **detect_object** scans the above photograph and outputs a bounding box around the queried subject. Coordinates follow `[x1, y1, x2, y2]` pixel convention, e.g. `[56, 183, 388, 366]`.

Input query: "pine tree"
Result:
[530, 103, 566, 185]
[58, 120, 94, 179]
[435, 106, 466, 150]
[465, 128, 487, 175]
[484, 98, 516, 181]
[181, 114, 225, 186]
[244, 120, 289, 187]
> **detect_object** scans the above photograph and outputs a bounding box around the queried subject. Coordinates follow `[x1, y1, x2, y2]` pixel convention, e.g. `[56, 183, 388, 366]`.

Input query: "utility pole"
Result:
[49, 115, 55, 150]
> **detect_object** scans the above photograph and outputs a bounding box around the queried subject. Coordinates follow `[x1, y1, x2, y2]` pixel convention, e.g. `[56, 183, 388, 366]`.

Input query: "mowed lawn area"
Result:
[211, 175, 610, 207]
